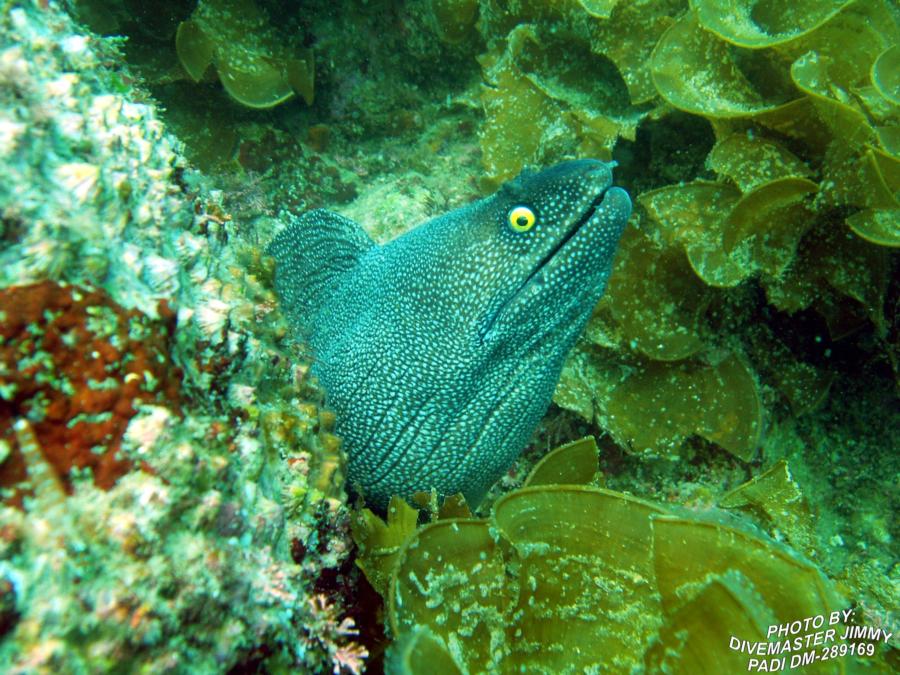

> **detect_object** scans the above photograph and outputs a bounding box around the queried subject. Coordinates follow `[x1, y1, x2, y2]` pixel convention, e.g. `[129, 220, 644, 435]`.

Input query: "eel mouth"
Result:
[478, 184, 610, 343]
[520, 186, 609, 292]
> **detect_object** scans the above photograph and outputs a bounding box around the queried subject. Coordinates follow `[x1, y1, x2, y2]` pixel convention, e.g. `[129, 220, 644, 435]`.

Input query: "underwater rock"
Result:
[0, 409, 363, 673]
[0, 4, 366, 672]
[0, 4, 190, 317]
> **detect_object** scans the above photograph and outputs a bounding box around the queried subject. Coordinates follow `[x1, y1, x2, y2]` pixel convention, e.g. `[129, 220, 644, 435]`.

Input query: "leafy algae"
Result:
[355, 440, 867, 674]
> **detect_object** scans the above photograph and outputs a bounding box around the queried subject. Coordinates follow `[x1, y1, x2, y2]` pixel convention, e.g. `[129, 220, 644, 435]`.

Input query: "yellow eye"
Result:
[508, 205, 536, 232]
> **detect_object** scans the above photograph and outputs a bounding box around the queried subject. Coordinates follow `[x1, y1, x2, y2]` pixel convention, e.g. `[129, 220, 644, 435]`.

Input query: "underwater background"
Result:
[0, 0, 897, 672]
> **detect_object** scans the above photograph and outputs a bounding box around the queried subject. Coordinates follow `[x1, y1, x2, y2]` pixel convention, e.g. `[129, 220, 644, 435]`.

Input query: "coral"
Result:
[355, 440, 889, 673]
[0, 281, 180, 501]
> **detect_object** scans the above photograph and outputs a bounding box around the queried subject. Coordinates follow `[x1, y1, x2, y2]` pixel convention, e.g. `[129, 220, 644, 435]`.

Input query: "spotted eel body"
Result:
[268, 160, 632, 510]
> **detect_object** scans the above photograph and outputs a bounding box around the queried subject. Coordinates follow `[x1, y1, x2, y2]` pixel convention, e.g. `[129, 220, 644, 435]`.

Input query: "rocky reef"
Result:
[0, 0, 896, 673]
[0, 3, 363, 672]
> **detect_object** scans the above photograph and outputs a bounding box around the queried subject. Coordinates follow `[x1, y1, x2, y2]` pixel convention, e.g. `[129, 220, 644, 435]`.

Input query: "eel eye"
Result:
[508, 205, 536, 232]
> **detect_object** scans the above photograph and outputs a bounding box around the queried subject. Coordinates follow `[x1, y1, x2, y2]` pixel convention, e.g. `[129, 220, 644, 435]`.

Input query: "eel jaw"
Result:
[478, 183, 614, 346]
[520, 185, 610, 291]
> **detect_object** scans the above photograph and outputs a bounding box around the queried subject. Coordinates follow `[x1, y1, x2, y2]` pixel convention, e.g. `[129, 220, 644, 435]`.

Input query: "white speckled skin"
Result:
[268, 160, 632, 510]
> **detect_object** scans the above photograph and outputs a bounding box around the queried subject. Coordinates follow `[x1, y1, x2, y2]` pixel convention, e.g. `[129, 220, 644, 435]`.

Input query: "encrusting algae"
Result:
[0, 280, 181, 503]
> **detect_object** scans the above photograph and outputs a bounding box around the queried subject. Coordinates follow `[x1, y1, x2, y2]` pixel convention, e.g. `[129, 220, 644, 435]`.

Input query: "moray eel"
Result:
[268, 160, 631, 510]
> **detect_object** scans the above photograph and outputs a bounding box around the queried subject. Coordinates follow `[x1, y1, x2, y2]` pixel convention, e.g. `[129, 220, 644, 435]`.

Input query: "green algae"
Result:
[351, 495, 420, 597]
[475, 0, 898, 452]
[388, 628, 464, 675]
[707, 133, 814, 192]
[389, 518, 509, 670]
[871, 45, 900, 106]
[847, 208, 900, 247]
[478, 21, 642, 185]
[605, 354, 762, 460]
[720, 459, 816, 554]
[651, 13, 798, 118]
[639, 181, 746, 288]
[590, 0, 685, 105]
[523, 435, 600, 487]
[604, 228, 711, 360]
[479, 26, 565, 185]
[176, 0, 314, 109]
[426, 0, 479, 44]
[689, 0, 853, 49]
[355, 441, 880, 673]
[722, 176, 819, 277]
